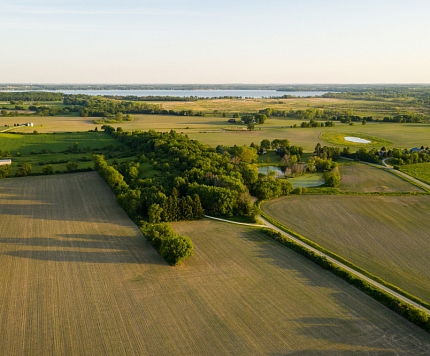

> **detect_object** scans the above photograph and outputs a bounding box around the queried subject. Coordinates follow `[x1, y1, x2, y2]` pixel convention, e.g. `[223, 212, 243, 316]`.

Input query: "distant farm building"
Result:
[0, 159, 12, 166]
[410, 147, 423, 153]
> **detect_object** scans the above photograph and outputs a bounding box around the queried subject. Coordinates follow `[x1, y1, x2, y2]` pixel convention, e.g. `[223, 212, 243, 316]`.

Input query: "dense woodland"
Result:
[95, 127, 300, 223]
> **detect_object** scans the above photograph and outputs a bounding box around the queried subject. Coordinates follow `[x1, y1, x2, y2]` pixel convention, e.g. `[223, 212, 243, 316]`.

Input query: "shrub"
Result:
[160, 235, 194, 265]
[142, 223, 194, 265]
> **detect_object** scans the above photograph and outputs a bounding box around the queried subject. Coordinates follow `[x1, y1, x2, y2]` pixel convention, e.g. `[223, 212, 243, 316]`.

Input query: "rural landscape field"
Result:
[1, 86, 430, 354]
[0, 173, 429, 355]
[4, 0, 430, 353]
[261, 194, 430, 303]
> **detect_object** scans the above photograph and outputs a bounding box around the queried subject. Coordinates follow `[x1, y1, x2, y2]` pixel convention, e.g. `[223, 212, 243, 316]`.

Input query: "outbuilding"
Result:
[0, 159, 12, 166]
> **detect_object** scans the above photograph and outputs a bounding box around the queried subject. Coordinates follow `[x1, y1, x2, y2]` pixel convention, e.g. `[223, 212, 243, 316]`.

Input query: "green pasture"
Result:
[3, 112, 430, 154]
[0, 132, 121, 155]
[152, 97, 427, 117]
[320, 131, 392, 147]
[138, 162, 157, 179]
[262, 195, 430, 304]
[289, 173, 324, 188]
[398, 162, 430, 185]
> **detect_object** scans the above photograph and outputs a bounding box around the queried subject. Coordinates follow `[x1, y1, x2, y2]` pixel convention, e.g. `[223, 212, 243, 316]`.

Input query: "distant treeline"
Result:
[63, 95, 205, 117]
[321, 87, 430, 107]
[258, 107, 429, 123]
[102, 95, 244, 101]
[0, 91, 63, 102]
[1, 84, 345, 91]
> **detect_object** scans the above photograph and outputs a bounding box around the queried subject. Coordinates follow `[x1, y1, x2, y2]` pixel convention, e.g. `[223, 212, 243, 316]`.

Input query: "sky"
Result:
[1, 0, 430, 84]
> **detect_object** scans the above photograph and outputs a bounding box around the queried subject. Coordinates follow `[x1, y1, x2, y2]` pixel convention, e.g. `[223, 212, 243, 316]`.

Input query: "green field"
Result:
[152, 96, 430, 118]
[0, 173, 428, 354]
[339, 162, 423, 192]
[0, 132, 120, 155]
[262, 195, 430, 304]
[320, 131, 392, 147]
[399, 162, 430, 185]
[4, 113, 430, 152]
[289, 173, 324, 188]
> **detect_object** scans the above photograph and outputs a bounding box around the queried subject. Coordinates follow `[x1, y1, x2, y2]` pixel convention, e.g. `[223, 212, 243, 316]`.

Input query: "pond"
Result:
[344, 136, 371, 144]
[257, 167, 325, 188]
[258, 166, 286, 177]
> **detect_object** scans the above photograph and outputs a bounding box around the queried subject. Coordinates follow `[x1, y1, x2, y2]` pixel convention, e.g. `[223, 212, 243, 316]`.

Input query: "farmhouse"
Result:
[0, 159, 12, 166]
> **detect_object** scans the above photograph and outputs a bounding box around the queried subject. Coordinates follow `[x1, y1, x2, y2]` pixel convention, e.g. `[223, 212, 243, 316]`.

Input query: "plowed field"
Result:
[0, 173, 429, 355]
[262, 195, 430, 304]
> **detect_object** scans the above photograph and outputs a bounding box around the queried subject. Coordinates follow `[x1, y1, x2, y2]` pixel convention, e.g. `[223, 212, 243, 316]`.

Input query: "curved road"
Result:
[204, 214, 430, 314]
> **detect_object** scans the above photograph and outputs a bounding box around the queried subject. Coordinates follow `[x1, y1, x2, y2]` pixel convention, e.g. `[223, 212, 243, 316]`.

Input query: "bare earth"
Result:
[0, 173, 429, 355]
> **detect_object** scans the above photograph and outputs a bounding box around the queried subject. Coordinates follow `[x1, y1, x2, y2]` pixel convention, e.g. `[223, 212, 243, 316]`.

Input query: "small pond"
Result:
[258, 166, 286, 177]
[257, 167, 325, 188]
[344, 136, 371, 144]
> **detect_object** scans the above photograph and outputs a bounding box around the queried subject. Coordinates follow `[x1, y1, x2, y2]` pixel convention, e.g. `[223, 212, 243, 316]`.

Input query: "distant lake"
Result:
[33, 89, 329, 98]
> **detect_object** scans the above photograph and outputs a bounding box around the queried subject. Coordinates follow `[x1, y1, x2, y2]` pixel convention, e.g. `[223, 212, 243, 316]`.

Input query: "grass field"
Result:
[0, 173, 428, 354]
[399, 162, 430, 185]
[4, 114, 430, 152]
[150, 97, 430, 117]
[0, 132, 120, 155]
[289, 173, 324, 188]
[262, 195, 430, 304]
[320, 131, 392, 147]
[339, 162, 423, 192]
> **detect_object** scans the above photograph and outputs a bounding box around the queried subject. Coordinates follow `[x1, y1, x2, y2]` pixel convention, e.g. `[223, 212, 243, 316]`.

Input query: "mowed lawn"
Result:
[262, 195, 430, 304]
[0, 173, 429, 355]
[339, 162, 423, 192]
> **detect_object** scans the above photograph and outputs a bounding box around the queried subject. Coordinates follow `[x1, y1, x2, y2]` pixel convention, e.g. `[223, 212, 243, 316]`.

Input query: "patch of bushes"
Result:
[141, 223, 194, 265]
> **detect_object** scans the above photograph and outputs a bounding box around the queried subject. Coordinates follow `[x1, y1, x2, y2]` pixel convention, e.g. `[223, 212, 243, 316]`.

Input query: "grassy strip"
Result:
[388, 169, 430, 192]
[257, 202, 430, 311]
[260, 227, 430, 332]
[303, 187, 429, 196]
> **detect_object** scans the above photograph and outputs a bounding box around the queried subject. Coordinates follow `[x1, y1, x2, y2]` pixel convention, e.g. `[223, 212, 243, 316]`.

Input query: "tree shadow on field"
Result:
[0, 172, 135, 226]
[1, 233, 166, 265]
[236, 230, 430, 353]
[273, 314, 430, 355]
[237, 230, 331, 289]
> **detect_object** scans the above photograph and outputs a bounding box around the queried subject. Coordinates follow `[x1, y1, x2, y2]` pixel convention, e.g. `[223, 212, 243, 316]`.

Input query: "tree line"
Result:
[0, 92, 63, 102]
[63, 95, 205, 117]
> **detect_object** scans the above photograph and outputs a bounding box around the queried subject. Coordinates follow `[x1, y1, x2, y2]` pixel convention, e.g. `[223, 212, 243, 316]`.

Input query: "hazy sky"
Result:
[1, 0, 430, 84]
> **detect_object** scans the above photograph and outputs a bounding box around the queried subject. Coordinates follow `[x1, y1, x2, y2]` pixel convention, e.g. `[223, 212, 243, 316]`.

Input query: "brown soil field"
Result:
[339, 162, 423, 192]
[0, 173, 429, 355]
[262, 195, 430, 304]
